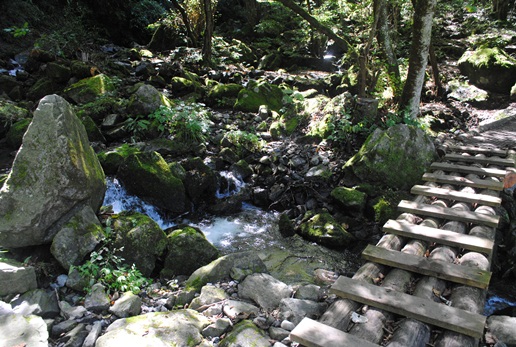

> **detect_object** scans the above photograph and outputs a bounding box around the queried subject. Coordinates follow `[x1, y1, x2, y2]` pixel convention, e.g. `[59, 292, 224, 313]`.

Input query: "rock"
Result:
[448, 79, 489, 106]
[95, 310, 210, 347]
[0, 259, 37, 296]
[0, 95, 106, 248]
[161, 226, 219, 278]
[0, 313, 48, 347]
[234, 79, 284, 112]
[50, 205, 104, 270]
[185, 251, 268, 291]
[278, 213, 295, 237]
[109, 291, 142, 317]
[84, 283, 110, 313]
[27, 77, 57, 101]
[219, 320, 271, 347]
[206, 83, 244, 107]
[46, 62, 71, 83]
[330, 186, 367, 212]
[458, 47, 516, 94]
[171, 76, 203, 95]
[52, 319, 79, 337]
[65, 267, 91, 292]
[166, 288, 196, 309]
[294, 284, 321, 301]
[61, 323, 88, 347]
[80, 115, 106, 143]
[112, 212, 167, 277]
[343, 124, 436, 190]
[487, 315, 516, 346]
[127, 83, 172, 115]
[182, 157, 218, 205]
[223, 300, 260, 320]
[280, 320, 296, 331]
[305, 165, 332, 181]
[0, 100, 30, 137]
[269, 326, 290, 341]
[11, 288, 60, 318]
[82, 321, 102, 347]
[278, 298, 327, 325]
[190, 285, 229, 311]
[5, 118, 31, 149]
[97, 143, 138, 175]
[202, 317, 232, 337]
[65, 74, 115, 104]
[298, 211, 355, 248]
[117, 151, 188, 214]
[238, 273, 293, 310]
[59, 301, 87, 320]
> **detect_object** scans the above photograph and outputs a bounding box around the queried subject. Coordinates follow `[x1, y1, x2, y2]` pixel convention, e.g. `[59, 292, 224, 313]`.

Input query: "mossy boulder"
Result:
[80, 115, 106, 143]
[127, 83, 172, 115]
[65, 74, 115, 104]
[97, 144, 140, 175]
[27, 77, 57, 101]
[458, 47, 516, 94]
[0, 100, 30, 137]
[206, 83, 244, 107]
[46, 62, 71, 83]
[219, 320, 271, 347]
[297, 211, 355, 248]
[234, 79, 284, 112]
[171, 76, 204, 95]
[161, 226, 219, 278]
[112, 212, 168, 277]
[117, 151, 189, 214]
[6, 118, 31, 149]
[344, 124, 437, 190]
[331, 186, 367, 212]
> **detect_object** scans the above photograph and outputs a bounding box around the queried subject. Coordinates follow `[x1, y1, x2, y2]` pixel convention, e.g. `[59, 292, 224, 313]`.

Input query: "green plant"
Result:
[224, 130, 264, 156]
[3, 22, 30, 37]
[124, 115, 151, 141]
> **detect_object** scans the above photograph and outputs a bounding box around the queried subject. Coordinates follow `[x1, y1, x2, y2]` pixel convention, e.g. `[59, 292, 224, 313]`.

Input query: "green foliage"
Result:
[3, 22, 30, 38]
[73, 221, 149, 294]
[125, 115, 151, 140]
[224, 130, 264, 156]
[383, 109, 427, 130]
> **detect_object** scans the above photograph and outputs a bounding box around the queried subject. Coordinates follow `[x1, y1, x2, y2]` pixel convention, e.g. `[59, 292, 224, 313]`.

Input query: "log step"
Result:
[330, 276, 486, 339]
[444, 153, 515, 167]
[290, 317, 379, 347]
[398, 200, 500, 227]
[422, 172, 504, 191]
[430, 162, 507, 178]
[447, 145, 508, 157]
[361, 244, 492, 289]
[383, 219, 494, 256]
[411, 185, 502, 207]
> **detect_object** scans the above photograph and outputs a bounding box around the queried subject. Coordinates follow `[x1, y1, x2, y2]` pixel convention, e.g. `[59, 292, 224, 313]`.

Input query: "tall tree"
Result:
[202, 0, 215, 65]
[398, 0, 437, 120]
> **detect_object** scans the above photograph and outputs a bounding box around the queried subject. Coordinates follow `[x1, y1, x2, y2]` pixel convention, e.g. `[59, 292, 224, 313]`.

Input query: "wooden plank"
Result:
[330, 276, 487, 338]
[430, 162, 507, 178]
[448, 145, 508, 157]
[383, 219, 494, 255]
[423, 172, 504, 191]
[398, 200, 500, 228]
[411, 185, 501, 206]
[444, 153, 515, 167]
[361, 244, 492, 289]
[290, 318, 379, 347]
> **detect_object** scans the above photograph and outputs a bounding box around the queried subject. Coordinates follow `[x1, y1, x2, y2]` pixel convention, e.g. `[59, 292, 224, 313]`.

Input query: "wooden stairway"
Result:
[291, 145, 515, 347]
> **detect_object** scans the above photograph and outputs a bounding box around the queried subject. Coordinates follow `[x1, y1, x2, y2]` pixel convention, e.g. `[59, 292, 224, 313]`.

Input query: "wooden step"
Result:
[361, 244, 491, 289]
[422, 172, 504, 191]
[411, 185, 501, 207]
[330, 276, 486, 339]
[383, 219, 494, 256]
[430, 162, 507, 178]
[448, 145, 508, 157]
[290, 318, 379, 347]
[444, 153, 514, 167]
[398, 200, 500, 228]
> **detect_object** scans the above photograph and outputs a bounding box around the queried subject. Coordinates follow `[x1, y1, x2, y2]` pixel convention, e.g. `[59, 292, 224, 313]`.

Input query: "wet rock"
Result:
[182, 157, 218, 205]
[219, 320, 271, 347]
[0, 95, 106, 248]
[65, 74, 115, 104]
[0, 260, 36, 297]
[109, 292, 142, 318]
[278, 298, 327, 325]
[0, 313, 48, 347]
[298, 211, 355, 248]
[278, 212, 295, 237]
[11, 288, 60, 318]
[238, 273, 293, 310]
[84, 283, 110, 313]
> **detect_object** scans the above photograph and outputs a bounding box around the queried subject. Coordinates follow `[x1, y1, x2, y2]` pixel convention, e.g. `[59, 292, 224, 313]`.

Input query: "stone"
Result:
[330, 186, 367, 211]
[51, 319, 79, 337]
[61, 323, 88, 347]
[161, 226, 219, 278]
[11, 288, 60, 318]
[127, 83, 172, 115]
[202, 317, 231, 337]
[0, 259, 37, 296]
[343, 124, 437, 190]
[487, 315, 516, 345]
[278, 298, 327, 325]
[50, 205, 104, 270]
[0, 100, 30, 137]
[65, 74, 115, 104]
[294, 284, 321, 301]
[305, 165, 332, 181]
[0, 95, 106, 248]
[219, 320, 271, 347]
[109, 291, 142, 318]
[223, 300, 260, 320]
[234, 79, 284, 112]
[0, 314, 48, 347]
[5, 118, 31, 149]
[280, 320, 296, 331]
[189, 285, 229, 311]
[448, 79, 489, 105]
[59, 300, 87, 320]
[46, 62, 71, 83]
[27, 77, 56, 101]
[207, 83, 244, 107]
[111, 212, 167, 277]
[298, 211, 355, 248]
[186, 251, 268, 291]
[84, 283, 110, 313]
[182, 157, 218, 204]
[95, 310, 209, 347]
[238, 273, 293, 310]
[82, 321, 102, 347]
[269, 326, 290, 341]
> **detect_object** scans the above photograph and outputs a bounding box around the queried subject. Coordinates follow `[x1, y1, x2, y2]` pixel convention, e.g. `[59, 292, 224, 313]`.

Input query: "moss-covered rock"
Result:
[65, 74, 115, 104]
[298, 211, 355, 248]
[112, 212, 167, 277]
[6, 118, 31, 149]
[234, 79, 284, 112]
[161, 226, 219, 278]
[27, 77, 57, 101]
[80, 115, 106, 143]
[206, 83, 244, 107]
[171, 76, 204, 96]
[458, 47, 516, 94]
[331, 186, 367, 212]
[117, 151, 189, 214]
[344, 124, 437, 190]
[0, 100, 30, 137]
[97, 144, 140, 175]
[127, 83, 172, 115]
[219, 320, 271, 347]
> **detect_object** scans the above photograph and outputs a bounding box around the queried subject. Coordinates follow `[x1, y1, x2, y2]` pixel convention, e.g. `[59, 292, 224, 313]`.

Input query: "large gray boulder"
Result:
[127, 84, 172, 115]
[0, 314, 48, 347]
[0, 259, 37, 296]
[0, 94, 106, 248]
[238, 273, 293, 310]
[343, 124, 436, 190]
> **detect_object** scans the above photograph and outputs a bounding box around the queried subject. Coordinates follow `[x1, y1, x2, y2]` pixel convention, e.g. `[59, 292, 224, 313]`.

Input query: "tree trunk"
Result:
[358, 0, 380, 98]
[398, 0, 437, 120]
[170, 0, 197, 46]
[428, 43, 444, 97]
[492, 0, 510, 20]
[275, 0, 349, 52]
[202, 0, 214, 66]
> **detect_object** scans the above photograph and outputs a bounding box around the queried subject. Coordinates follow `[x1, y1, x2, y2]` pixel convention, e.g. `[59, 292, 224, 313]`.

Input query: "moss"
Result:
[331, 186, 366, 210]
[219, 320, 267, 347]
[459, 47, 516, 68]
[234, 80, 284, 112]
[6, 118, 31, 148]
[65, 74, 115, 104]
[298, 211, 354, 248]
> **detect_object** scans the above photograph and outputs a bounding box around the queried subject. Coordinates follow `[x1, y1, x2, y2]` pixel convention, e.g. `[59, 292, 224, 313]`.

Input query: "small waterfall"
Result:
[216, 171, 245, 199]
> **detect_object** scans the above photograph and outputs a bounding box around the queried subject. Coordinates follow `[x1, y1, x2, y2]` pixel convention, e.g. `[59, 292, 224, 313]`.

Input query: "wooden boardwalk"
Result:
[291, 144, 516, 346]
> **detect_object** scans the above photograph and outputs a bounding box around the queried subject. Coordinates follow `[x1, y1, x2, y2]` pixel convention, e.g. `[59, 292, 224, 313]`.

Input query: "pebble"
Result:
[280, 320, 296, 331]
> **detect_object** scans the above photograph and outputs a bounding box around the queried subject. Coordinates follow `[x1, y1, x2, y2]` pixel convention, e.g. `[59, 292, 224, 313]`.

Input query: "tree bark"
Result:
[202, 0, 214, 65]
[358, 0, 380, 98]
[275, 0, 349, 52]
[398, 0, 437, 120]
